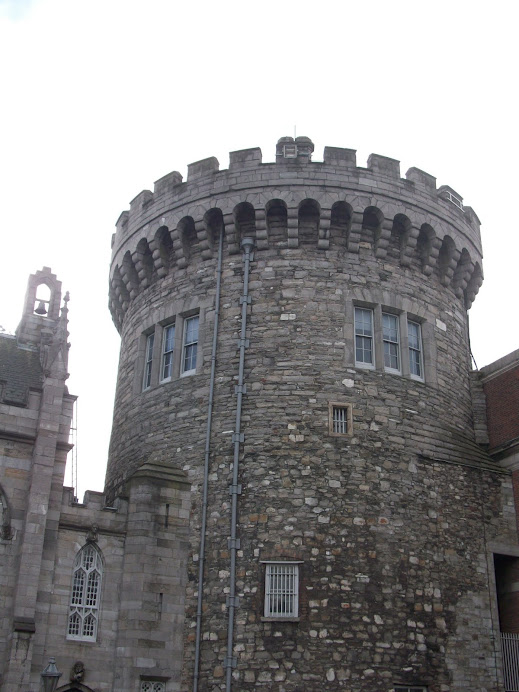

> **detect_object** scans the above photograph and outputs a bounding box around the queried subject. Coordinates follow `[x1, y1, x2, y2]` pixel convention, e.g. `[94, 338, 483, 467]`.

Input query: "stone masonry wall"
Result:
[104, 140, 515, 691]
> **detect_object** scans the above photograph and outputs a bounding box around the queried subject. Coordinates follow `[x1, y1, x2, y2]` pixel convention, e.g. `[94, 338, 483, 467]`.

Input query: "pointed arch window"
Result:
[67, 544, 103, 641]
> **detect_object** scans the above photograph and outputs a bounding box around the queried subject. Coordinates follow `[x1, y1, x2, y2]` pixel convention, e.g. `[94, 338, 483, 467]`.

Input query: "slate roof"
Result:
[0, 334, 43, 406]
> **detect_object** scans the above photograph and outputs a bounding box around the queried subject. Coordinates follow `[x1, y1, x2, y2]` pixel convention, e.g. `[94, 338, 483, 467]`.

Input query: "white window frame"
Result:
[181, 315, 199, 376]
[407, 320, 424, 381]
[382, 312, 400, 373]
[161, 323, 175, 382]
[67, 544, 103, 642]
[143, 332, 155, 390]
[263, 562, 300, 618]
[354, 307, 375, 368]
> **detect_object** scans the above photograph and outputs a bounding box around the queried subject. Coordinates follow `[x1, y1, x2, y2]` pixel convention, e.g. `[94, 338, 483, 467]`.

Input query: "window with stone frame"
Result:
[67, 543, 103, 641]
[354, 307, 374, 367]
[382, 312, 400, 372]
[140, 683, 165, 692]
[161, 323, 175, 381]
[263, 562, 299, 618]
[329, 403, 353, 436]
[393, 686, 427, 692]
[407, 319, 424, 380]
[181, 314, 199, 375]
[143, 332, 155, 390]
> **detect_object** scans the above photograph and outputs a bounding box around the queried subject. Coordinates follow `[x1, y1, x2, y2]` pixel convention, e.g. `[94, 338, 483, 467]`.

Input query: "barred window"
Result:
[329, 403, 352, 436]
[264, 563, 299, 618]
[141, 683, 165, 692]
[182, 315, 199, 374]
[67, 544, 103, 641]
[394, 687, 427, 692]
[161, 324, 175, 381]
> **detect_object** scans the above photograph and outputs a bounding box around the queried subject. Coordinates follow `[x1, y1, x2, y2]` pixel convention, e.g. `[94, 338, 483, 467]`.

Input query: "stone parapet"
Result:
[109, 138, 483, 331]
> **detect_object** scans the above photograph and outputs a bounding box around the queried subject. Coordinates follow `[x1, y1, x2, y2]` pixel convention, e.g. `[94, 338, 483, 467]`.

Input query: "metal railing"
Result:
[502, 632, 519, 691]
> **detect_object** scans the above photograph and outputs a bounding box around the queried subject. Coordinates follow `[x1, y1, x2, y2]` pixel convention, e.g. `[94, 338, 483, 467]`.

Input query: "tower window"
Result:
[354, 307, 374, 366]
[143, 332, 155, 390]
[382, 312, 400, 372]
[394, 687, 427, 692]
[161, 324, 175, 381]
[67, 544, 103, 641]
[408, 320, 424, 380]
[181, 315, 199, 375]
[329, 403, 353, 436]
[264, 563, 299, 618]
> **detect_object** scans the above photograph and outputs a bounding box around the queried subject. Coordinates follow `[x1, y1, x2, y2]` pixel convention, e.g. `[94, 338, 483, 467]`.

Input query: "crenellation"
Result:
[323, 146, 357, 167]
[154, 170, 183, 196]
[367, 153, 401, 180]
[187, 156, 220, 181]
[406, 166, 437, 192]
[229, 147, 262, 169]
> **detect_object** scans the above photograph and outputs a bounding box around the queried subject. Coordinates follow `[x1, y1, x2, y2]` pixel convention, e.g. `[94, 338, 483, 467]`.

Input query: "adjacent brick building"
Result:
[1, 137, 518, 691]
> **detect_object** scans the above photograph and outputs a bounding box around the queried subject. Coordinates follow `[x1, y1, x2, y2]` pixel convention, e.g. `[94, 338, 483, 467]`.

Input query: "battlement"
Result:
[109, 136, 484, 331]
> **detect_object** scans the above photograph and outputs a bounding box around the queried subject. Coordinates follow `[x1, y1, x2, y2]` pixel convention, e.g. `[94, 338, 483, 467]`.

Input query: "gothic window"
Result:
[67, 544, 103, 641]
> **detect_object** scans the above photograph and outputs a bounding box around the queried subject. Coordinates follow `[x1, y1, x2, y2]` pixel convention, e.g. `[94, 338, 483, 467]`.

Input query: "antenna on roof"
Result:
[294, 125, 296, 139]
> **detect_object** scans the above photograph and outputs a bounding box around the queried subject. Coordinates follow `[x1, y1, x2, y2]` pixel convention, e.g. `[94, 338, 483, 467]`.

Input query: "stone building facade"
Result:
[1, 137, 518, 692]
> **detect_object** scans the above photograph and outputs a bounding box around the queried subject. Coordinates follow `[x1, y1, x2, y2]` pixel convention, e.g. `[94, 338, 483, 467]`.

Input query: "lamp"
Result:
[41, 657, 61, 692]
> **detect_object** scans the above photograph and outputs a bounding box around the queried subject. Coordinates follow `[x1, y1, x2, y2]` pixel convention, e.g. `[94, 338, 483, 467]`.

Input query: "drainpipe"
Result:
[225, 237, 254, 691]
[193, 228, 224, 692]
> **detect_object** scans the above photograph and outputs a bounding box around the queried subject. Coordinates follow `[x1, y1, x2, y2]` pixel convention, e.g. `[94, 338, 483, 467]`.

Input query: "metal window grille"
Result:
[354, 307, 374, 365]
[67, 544, 102, 641]
[383, 312, 400, 371]
[501, 632, 519, 692]
[143, 332, 154, 390]
[182, 315, 199, 374]
[141, 683, 165, 692]
[264, 563, 299, 618]
[408, 320, 423, 378]
[161, 324, 175, 380]
[332, 406, 349, 434]
[394, 687, 427, 692]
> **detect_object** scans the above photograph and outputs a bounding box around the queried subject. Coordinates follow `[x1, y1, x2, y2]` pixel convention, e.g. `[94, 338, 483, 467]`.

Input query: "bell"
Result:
[35, 301, 47, 315]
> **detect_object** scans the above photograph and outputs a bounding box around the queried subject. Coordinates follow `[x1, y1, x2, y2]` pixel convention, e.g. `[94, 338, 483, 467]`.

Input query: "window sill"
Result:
[261, 616, 300, 623]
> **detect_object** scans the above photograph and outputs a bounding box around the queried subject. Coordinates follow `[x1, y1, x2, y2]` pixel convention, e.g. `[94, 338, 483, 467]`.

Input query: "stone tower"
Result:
[106, 137, 515, 691]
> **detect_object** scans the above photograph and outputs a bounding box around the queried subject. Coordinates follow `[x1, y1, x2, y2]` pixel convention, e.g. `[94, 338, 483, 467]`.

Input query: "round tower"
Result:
[106, 137, 508, 692]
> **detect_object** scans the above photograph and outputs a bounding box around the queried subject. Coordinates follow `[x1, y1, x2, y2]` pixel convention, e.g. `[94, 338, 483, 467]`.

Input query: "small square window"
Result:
[264, 563, 299, 618]
[329, 403, 352, 436]
[394, 687, 427, 692]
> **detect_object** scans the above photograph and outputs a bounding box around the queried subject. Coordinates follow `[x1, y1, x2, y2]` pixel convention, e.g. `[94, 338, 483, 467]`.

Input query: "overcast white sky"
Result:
[0, 0, 517, 498]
